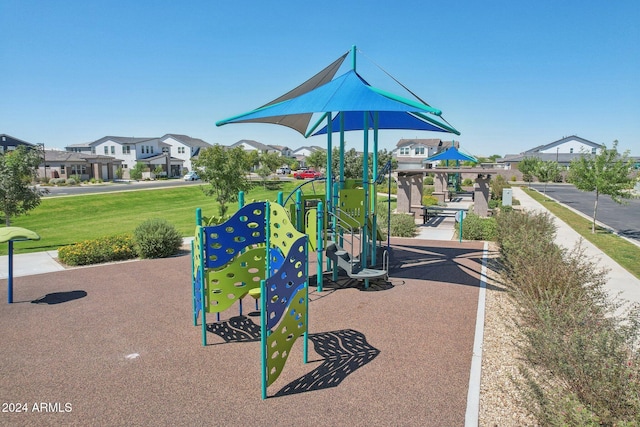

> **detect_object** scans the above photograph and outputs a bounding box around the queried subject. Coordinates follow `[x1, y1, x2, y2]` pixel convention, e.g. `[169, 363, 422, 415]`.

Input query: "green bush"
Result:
[421, 195, 439, 206]
[424, 175, 434, 185]
[58, 234, 136, 266]
[490, 175, 510, 200]
[376, 203, 416, 238]
[459, 213, 497, 241]
[495, 209, 640, 425]
[389, 213, 416, 237]
[462, 178, 474, 186]
[133, 218, 183, 259]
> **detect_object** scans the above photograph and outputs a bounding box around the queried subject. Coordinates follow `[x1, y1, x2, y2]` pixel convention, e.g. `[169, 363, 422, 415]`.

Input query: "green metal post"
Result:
[332, 181, 340, 282]
[239, 191, 244, 208]
[262, 202, 271, 399]
[317, 201, 324, 292]
[371, 112, 379, 266]
[326, 116, 333, 272]
[339, 112, 345, 189]
[296, 190, 302, 232]
[362, 113, 369, 267]
[277, 191, 283, 206]
[303, 241, 309, 364]
[351, 45, 356, 71]
[260, 280, 267, 399]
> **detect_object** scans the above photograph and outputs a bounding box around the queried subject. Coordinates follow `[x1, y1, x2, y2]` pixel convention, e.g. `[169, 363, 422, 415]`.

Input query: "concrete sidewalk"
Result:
[512, 186, 640, 307]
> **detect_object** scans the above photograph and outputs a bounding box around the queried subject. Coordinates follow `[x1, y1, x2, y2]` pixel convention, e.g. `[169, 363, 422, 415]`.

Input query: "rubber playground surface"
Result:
[0, 238, 486, 426]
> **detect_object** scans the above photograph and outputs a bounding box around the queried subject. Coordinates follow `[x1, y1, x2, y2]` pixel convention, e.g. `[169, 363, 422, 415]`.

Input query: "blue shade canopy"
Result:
[424, 146, 477, 163]
[311, 111, 452, 136]
[216, 69, 458, 136]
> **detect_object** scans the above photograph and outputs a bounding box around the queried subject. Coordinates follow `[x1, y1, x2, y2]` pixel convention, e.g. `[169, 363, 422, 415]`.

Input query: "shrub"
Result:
[49, 178, 66, 186]
[58, 234, 136, 266]
[421, 195, 439, 206]
[389, 213, 416, 237]
[490, 175, 510, 200]
[459, 213, 497, 241]
[66, 177, 77, 185]
[510, 175, 517, 182]
[495, 209, 640, 425]
[424, 175, 434, 185]
[133, 218, 183, 259]
[462, 178, 474, 186]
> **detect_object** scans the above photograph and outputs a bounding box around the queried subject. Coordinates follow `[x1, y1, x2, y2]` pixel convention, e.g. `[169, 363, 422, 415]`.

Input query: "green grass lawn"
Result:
[2, 181, 315, 255]
[523, 187, 640, 279]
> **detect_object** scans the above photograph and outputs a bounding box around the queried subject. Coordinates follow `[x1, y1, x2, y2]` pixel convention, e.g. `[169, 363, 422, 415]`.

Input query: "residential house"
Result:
[66, 134, 212, 179]
[291, 146, 326, 168]
[40, 150, 123, 181]
[1, 134, 36, 153]
[498, 135, 604, 170]
[393, 138, 459, 170]
[159, 134, 212, 173]
[229, 139, 282, 154]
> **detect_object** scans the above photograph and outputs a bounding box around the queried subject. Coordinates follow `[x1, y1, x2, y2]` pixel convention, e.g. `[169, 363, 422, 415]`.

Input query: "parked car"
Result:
[183, 171, 199, 181]
[276, 166, 291, 175]
[293, 169, 322, 179]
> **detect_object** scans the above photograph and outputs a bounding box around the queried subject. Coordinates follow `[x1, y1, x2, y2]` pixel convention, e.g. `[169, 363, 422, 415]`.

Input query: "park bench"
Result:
[422, 206, 468, 224]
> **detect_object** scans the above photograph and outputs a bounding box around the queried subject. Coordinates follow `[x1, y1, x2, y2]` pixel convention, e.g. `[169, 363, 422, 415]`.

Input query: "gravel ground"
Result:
[479, 246, 537, 426]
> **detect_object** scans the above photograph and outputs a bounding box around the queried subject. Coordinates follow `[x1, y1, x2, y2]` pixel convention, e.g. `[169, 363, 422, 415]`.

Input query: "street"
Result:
[529, 183, 640, 245]
[42, 179, 203, 197]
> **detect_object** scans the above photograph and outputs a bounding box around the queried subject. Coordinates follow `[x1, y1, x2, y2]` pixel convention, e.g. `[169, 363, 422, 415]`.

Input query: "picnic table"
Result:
[421, 206, 468, 224]
[448, 191, 475, 202]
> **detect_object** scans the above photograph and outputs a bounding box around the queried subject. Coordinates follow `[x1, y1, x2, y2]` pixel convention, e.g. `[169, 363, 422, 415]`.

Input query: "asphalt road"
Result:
[529, 183, 640, 244]
[42, 174, 295, 197]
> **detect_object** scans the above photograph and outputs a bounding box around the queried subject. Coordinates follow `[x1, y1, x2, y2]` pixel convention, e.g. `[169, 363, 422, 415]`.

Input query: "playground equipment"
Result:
[1, 227, 40, 304]
[192, 195, 309, 399]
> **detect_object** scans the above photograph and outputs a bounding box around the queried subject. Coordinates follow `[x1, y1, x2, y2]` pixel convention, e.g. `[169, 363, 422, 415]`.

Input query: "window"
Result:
[570, 148, 574, 153]
[178, 147, 185, 154]
[415, 147, 425, 155]
[91, 147, 96, 154]
[111, 146, 115, 154]
[592, 147, 597, 154]
[150, 146, 154, 154]
[122, 145, 130, 154]
[104, 146, 108, 154]
[399, 147, 410, 155]
[60, 164, 65, 173]
[70, 165, 86, 175]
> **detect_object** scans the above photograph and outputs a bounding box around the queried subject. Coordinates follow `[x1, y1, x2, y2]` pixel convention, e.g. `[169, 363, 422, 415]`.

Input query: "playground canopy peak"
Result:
[215, 47, 460, 137]
[424, 146, 477, 163]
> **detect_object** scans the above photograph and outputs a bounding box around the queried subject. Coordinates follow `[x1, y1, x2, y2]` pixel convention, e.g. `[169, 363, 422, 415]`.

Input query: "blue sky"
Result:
[2, 0, 638, 156]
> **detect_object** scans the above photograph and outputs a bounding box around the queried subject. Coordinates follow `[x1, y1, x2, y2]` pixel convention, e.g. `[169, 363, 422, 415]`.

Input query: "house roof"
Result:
[44, 150, 122, 163]
[89, 136, 158, 146]
[229, 139, 275, 152]
[523, 135, 603, 153]
[396, 138, 443, 148]
[1, 134, 37, 147]
[160, 134, 212, 148]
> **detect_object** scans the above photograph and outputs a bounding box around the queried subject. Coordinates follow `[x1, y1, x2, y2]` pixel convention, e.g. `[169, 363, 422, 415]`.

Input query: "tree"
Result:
[306, 150, 326, 171]
[518, 157, 541, 187]
[568, 141, 633, 233]
[193, 145, 251, 217]
[533, 161, 561, 196]
[130, 162, 146, 180]
[0, 145, 47, 226]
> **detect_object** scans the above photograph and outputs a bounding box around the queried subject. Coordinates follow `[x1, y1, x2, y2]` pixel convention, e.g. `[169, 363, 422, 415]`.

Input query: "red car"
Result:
[293, 169, 323, 179]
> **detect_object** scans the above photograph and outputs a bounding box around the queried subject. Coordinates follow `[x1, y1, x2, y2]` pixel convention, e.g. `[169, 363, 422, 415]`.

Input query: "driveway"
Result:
[529, 183, 640, 244]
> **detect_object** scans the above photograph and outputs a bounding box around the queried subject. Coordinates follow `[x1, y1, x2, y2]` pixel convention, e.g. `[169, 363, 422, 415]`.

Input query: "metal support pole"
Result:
[317, 202, 324, 292]
[362, 113, 369, 267]
[7, 240, 13, 304]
